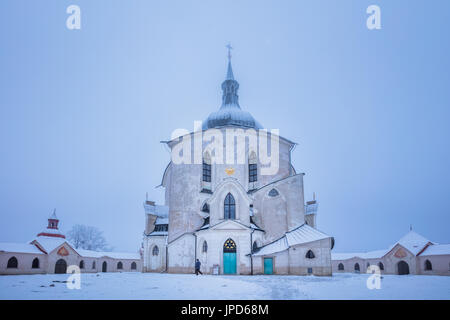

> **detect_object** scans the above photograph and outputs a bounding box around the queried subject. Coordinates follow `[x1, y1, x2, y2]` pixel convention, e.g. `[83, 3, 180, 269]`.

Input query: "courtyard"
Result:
[0, 272, 449, 300]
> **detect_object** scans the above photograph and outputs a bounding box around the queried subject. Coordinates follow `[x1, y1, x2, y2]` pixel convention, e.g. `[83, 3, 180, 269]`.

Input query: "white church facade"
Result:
[143, 54, 334, 275]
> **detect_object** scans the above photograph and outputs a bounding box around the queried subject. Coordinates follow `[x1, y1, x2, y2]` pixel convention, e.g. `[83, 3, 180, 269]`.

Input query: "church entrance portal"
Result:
[223, 238, 237, 274]
[54, 259, 67, 274]
[397, 260, 410, 275]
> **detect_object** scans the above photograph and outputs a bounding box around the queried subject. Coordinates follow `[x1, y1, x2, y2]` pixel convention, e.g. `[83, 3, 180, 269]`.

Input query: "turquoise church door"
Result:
[223, 238, 237, 274]
[264, 258, 273, 274]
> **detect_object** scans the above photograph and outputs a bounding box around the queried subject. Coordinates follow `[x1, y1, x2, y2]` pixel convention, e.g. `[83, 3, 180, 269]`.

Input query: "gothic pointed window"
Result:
[305, 250, 315, 259]
[223, 238, 236, 253]
[268, 188, 279, 197]
[202, 241, 208, 253]
[201, 203, 210, 213]
[152, 246, 159, 256]
[224, 193, 236, 219]
[117, 261, 123, 270]
[354, 263, 360, 272]
[202, 152, 211, 182]
[79, 260, 85, 269]
[249, 152, 257, 182]
[7, 257, 18, 268]
[131, 262, 137, 270]
[338, 263, 344, 271]
[252, 241, 258, 253]
[378, 262, 384, 271]
[32, 258, 39, 269]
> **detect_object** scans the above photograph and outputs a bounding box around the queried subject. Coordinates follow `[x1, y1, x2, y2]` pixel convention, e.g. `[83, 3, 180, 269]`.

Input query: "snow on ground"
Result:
[0, 272, 449, 300]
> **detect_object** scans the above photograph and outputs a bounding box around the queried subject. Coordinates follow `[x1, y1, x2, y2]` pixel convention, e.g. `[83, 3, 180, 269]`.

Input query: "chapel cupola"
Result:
[202, 45, 262, 130]
[36, 209, 66, 238]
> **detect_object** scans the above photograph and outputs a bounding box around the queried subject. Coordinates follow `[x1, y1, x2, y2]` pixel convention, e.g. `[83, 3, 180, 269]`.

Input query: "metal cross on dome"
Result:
[226, 43, 233, 60]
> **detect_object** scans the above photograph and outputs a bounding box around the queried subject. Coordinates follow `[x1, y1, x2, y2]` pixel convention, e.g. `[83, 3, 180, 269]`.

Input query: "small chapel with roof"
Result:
[142, 50, 334, 275]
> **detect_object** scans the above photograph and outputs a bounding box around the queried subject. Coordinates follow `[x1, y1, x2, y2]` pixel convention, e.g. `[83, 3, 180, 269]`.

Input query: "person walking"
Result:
[195, 259, 203, 275]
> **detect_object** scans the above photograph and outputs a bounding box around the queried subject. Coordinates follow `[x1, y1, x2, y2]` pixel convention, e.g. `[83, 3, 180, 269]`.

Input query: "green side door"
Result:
[223, 252, 237, 274]
[264, 258, 273, 274]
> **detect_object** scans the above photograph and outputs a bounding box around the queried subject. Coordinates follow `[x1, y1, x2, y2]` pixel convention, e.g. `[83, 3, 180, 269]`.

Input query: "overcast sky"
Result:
[1, 0, 449, 252]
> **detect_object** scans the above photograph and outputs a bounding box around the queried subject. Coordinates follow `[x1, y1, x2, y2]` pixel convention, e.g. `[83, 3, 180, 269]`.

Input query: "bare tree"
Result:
[67, 224, 110, 251]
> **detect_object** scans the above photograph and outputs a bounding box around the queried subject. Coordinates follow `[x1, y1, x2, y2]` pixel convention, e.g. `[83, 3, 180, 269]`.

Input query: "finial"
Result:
[226, 43, 233, 61]
[50, 208, 57, 219]
[146, 192, 148, 201]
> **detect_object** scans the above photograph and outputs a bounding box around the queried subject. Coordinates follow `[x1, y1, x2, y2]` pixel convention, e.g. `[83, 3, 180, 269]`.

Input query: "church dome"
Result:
[203, 104, 263, 130]
[203, 57, 262, 130]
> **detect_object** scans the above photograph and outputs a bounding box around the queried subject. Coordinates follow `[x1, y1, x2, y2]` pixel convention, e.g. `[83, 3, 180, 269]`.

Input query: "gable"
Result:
[385, 243, 415, 258]
[210, 220, 250, 231]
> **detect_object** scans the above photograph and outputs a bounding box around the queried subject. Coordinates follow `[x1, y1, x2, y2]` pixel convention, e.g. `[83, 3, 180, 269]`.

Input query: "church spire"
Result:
[226, 44, 234, 80]
[221, 44, 240, 107]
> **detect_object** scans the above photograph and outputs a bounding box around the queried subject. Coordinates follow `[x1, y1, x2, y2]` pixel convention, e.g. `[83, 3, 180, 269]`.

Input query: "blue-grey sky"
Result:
[1, 1, 449, 252]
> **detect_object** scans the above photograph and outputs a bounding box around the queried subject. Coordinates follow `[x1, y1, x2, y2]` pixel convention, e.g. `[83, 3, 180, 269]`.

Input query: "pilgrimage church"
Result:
[142, 51, 334, 275]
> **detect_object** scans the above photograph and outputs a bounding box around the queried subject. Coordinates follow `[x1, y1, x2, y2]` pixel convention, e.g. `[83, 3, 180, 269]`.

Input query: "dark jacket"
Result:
[195, 261, 201, 270]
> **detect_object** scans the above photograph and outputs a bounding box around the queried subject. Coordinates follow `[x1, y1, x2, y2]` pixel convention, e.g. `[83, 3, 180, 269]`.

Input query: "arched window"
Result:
[224, 238, 237, 253]
[92, 261, 96, 269]
[117, 261, 123, 270]
[202, 153, 211, 182]
[425, 259, 432, 271]
[7, 257, 18, 269]
[152, 246, 159, 256]
[202, 241, 208, 253]
[252, 241, 258, 253]
[32, 258, 39, 269]
[354, 263, 360, 272]
[249, 151, 257, 182]
[201, 203, 210, 213]
[79, 260, 85, 269]
[378, 262, 384, 271]
[131, 262, 137, 270]
[338, 263, 344, 271]
[224, 193, 236, 219]
[305, 250, 315, 259]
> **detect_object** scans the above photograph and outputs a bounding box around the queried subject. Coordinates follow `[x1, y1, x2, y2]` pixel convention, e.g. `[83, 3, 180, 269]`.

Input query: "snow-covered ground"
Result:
[0, 272, 449, 300]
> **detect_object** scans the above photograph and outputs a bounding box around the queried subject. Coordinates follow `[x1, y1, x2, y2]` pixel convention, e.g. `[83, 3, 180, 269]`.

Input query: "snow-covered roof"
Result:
[332, 249, 388, 261]
[250, 223, 263, 231]
[253, 237, 289, 256]
[285, 224, 330, 246]
[144, 203, 169, 218]
[332, 231, 434, 261]
[363, 249, 389, 259]
[76, 249, 140, 260]
[389, 231, 432, 256]
[253, 224, 331, 256]
[0, 242, 44, 255]
[32, 236, 67, 253]
[331, 253, 364, 260]
[420, 244, 450, 256]
[37, 227, 64, 237]
[156, 217, 168, 225]
[148, 231, 168, 236]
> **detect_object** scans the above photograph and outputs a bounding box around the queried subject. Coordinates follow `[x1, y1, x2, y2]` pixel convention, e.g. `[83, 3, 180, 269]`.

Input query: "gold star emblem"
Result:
[225, 168, 235, 175]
